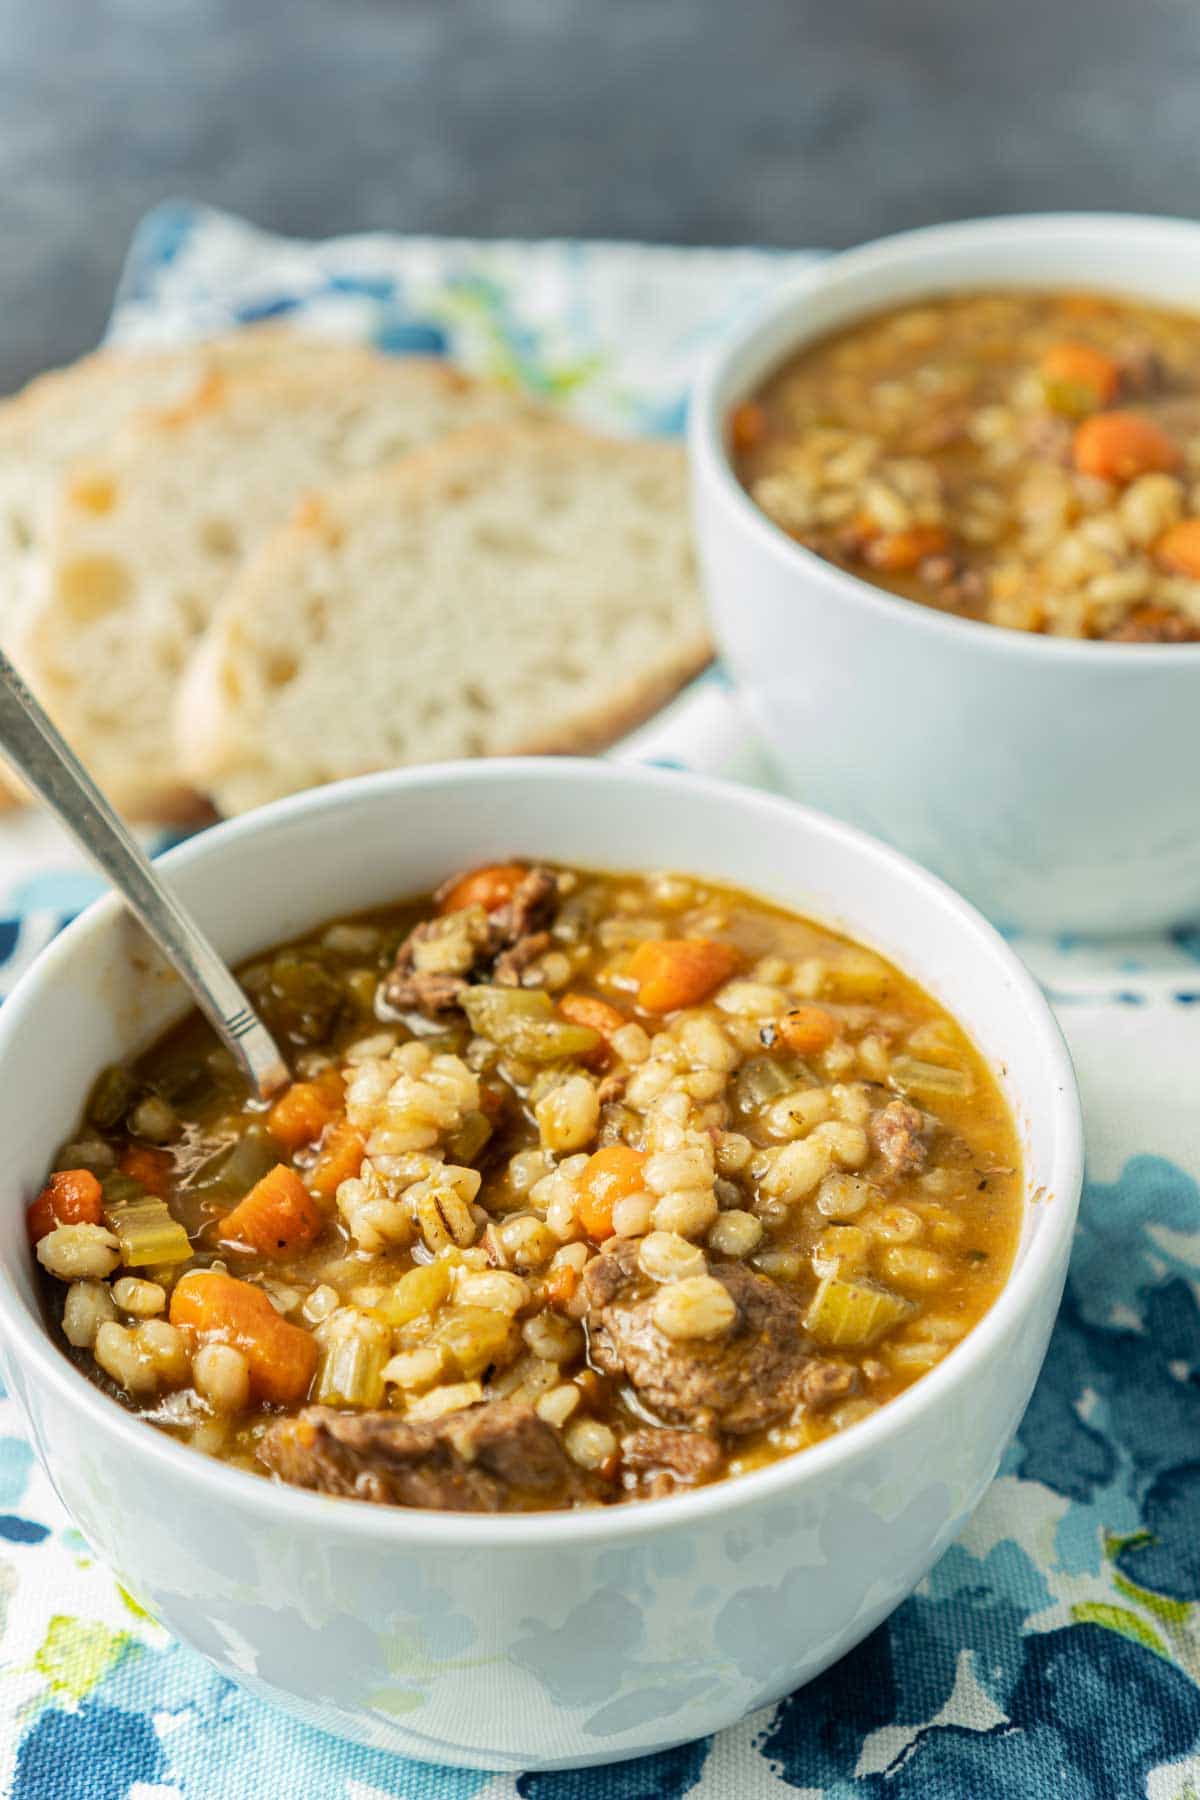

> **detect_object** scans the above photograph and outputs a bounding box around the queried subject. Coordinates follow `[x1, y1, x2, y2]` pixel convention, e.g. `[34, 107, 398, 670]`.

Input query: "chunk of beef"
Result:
[582, 1239, 812, 1434]
[1115, 342, 1168, 401]
[382, 865, 558, 1018]
[259, 1398, 593, 1512]
[916, 554, 987, 613]
[621, 1426, 723, 1498]
[493, 930, 552, 986]
[381, 958, 470, 1014]
[486, 866, 557, 947]
[871, 1098, 930, 1177]
[800, 1360, 859, 1410]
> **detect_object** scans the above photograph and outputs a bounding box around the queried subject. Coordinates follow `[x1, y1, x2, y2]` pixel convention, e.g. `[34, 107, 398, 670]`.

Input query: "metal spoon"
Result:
[0, 649, 289, 1100]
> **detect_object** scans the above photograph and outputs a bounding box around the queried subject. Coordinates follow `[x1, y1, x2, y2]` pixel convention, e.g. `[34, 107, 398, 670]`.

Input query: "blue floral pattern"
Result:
[0, 205, 1197, 1796]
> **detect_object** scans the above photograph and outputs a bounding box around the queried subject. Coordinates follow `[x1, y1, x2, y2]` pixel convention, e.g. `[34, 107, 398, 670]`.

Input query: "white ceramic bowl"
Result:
[690, 212, 1200, 935]
[0, 760, 1081, 1770]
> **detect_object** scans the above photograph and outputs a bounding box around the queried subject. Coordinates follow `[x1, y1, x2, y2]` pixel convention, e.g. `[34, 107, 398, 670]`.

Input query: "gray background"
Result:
[4, 0, 1197, 389]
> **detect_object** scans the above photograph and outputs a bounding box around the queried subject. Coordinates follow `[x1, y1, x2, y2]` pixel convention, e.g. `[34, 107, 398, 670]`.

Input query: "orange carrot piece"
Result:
[558, 992, 628, 1068]
[218, 1164, 324, 1258]
[863, 524, 950, 574]
[576, 1144, 649, 1242]
[26, 1168, 104, 1244]
[1073, 411, 1180, 484]
[559, 992, 627, 1041]
[170, 1270, 317, 1407]
[1039, 341, 1120, 410]
[119, 1144, 172, 1198]
[267, 1068, 345, 1152]
[1154, 518, 1200, 578]
[543, 1263, 580, 1308]
[308, 1117, 366, 1203]
[730, 401, 767, 454]
[627, 938, 741, 1014]
[775, 1004, 839, 1056]
[438, 863, 529, 915]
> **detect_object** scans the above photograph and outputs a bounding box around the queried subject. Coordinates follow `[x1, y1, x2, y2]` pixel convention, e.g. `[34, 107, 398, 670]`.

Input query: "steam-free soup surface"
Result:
[32, 861, 1022, 1511]
[734, 289, 1200, 641]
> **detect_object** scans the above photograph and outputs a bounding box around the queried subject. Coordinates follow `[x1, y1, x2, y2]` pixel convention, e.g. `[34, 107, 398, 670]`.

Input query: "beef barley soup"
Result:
[733, 289, 1200, 641]
[31, 861, 1022, 1512]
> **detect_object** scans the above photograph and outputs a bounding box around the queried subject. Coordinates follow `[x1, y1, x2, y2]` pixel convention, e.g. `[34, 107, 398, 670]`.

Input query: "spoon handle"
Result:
[0, 651, 289, 1100]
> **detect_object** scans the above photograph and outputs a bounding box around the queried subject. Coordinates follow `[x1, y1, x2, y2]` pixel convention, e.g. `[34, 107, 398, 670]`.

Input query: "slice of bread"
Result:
[20, 361, 536, 817]
[176, 421, 712, 814]
[0, 329, 385, 807]
[0, 327, 378, 630]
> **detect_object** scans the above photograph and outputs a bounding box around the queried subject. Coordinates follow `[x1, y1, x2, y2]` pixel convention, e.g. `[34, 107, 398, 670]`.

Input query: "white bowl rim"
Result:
[691, 208, 1200, 665]
[0, 757, 1083, 1547]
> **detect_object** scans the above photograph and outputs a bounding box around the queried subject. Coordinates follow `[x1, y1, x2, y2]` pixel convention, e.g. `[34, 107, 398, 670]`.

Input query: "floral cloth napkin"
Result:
[1, 205, 1199, 1799]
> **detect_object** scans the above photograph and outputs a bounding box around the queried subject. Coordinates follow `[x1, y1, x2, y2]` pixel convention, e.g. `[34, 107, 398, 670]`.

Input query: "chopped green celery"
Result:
[315, 1311, 391, 1406]
[381, 1260, 452, 1328]
[734, 1054, 794, 1112]
[446, 1108, 493, 1164]
[190, 1130, 277, 1199]
[461, 986, 600, 1063]
[101, 1172, 190, 1267]
[889, 1056, 973, 1100]
[433, 1305, 520, 1379]
[1042, 377, 1098, 418]
[822, 951, 892, 1000]
[804, 1274, 915, 1347]
[103, 1193, 191, 1267]
[87, 1064, 136, 1130]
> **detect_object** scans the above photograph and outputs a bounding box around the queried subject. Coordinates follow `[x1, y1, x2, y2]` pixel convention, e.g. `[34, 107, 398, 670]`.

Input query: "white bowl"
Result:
[0, 759, 1081, 1770]
[689, 212, 1200, 935]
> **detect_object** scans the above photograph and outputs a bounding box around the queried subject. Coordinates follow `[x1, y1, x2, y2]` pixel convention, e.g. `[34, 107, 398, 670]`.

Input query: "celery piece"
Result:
[432, 1305, 521, 1380]
[461, 986, 600, 1063]
[103, 1194, 192, 1268]
[446, 1109, 493, 1166]
[734, 1054, 794, 1113]
[315, 1310, 391, 1407]
[87, 1064, 136, 1130]
[888, 1056, 973, 1100]
[1042, 377, 1098, 419]
[381, 1260, 453, 1328]
[804, 1274, 915, 1347]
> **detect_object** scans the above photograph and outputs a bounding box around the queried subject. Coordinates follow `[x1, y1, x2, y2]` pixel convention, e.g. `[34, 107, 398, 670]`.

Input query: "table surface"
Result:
[3, 0, 1198, 391]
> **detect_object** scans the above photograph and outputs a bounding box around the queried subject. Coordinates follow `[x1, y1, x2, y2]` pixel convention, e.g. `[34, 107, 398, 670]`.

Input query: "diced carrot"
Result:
[1060, 294, 1111, 319]
[559, 992, 627, 1041]
[1073, 411, 1180, 484]
[308, 1117, 366, 1203]
[119, 1144, 172, 1198]
[218, 1164, 324, 1258]
[170, 1270, 318, 1407]
[1154, 518, 1200, 578]
[627, 938, 741, 1014]
[576, 1144, 649, 1242]
[559, 992, 628, 1069]
[730, 401, 767, 454]
[438, 863, 529, 915]
[1039, 341, 1120, 411]
[26, 1168, 104, 1244]
[267, 1068, 345, 1152]
[775, 1004, 839, 1056]
[863, 524, 950, 574]
[543, 1263, 580, 1308]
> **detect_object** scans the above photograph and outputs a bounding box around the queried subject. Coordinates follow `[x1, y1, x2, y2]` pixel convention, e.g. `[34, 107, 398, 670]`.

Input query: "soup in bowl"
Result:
[0, 759, 1081, 1767]
[689, 214, 1200, 932]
